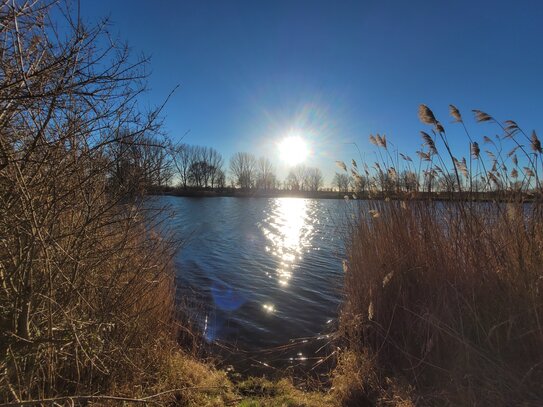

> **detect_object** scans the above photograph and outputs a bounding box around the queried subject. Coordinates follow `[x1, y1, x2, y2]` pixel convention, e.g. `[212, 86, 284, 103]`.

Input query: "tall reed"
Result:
[337, 105, 543, 405]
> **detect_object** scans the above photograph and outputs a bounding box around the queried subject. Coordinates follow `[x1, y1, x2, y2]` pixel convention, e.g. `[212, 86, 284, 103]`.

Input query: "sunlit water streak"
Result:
[152, 196, 349, 370]
[260, 198, 316, 286]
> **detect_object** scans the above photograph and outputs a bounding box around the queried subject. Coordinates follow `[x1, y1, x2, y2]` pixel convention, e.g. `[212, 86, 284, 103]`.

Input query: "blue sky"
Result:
[85, 0, 543, 184]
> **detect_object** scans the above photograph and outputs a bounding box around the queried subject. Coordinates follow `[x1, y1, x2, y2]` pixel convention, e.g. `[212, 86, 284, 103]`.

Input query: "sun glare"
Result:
[278, 135, 309, 166]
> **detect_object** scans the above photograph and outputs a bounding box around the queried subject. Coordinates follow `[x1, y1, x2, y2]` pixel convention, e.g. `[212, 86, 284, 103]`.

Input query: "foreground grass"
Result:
[234, 378, 333, 407]
[81, 348, 334, 406]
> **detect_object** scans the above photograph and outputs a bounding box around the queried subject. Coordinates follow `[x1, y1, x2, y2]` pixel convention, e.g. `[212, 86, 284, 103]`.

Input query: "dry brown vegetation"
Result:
[3, 1, 542, 406]
[337, 105, 543, 405]
[0, 3, 335, 405]
[0, 0, 193, 402]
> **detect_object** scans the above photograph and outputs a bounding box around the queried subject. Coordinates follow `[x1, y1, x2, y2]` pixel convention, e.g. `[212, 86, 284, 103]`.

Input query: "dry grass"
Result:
[337, 105, 543, 405]
[235, 377, 335, 407]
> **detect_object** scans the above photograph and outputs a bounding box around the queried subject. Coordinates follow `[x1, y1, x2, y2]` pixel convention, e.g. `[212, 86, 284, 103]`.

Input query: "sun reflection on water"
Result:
[261, 198, 315, 286]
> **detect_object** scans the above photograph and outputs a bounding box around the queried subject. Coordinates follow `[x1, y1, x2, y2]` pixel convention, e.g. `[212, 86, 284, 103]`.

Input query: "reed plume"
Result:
[449, 104, 462, 122]
[420, 131, 437, 155]
[471, 141, 480, 158]
[473, 109, 493, 122]
[531, 130, 542, 153]
[418, 104, 437, 125]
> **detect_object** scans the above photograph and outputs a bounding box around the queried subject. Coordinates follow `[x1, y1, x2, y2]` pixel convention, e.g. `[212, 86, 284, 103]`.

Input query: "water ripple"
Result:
[155, 196, 348, 358]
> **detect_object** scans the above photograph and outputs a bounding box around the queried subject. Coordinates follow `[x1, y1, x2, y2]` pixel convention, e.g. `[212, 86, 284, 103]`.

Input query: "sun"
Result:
[278, 135, 309, 166]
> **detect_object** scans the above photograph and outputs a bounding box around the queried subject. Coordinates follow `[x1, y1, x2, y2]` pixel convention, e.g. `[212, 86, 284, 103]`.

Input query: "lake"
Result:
[153, 195, 352, 373]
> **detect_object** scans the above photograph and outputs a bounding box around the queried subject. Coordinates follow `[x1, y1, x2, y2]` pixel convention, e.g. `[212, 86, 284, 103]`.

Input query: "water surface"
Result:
[156, 196, 350, 371]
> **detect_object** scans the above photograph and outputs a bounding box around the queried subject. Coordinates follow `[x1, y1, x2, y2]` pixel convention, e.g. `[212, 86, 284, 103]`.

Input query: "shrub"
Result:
[0, 1, 179, 401]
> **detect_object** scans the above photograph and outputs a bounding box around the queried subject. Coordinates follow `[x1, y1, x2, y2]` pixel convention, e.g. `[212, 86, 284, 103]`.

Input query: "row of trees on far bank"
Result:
[166, 144, 504, 195]
[170, 146, 327, 192]
[229, 152, 325, 191]
[173, 144, 226, 189]
[106, 133, 540, 196]
[107, 136, 527, 196]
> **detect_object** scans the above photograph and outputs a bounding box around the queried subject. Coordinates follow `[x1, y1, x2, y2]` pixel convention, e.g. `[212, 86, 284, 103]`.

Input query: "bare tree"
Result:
[126, 134, 173, 189]
[333, 172, 351, 193]
[256, 157, 276, 190]
[399, 170, 419, 192]
[229, 152, 257, 189]
[423, 169, 438, 193]
[284, 171, 299, 191]
[285, 165, 308, 191]
[437, 172, 460, 193]
[215, 168, 226, 189]
[172, 145, 223, 189]
[188, 158, 209, 188]
[374, 170, 396, 194]
[306, 167, 324, 192]
[352, 173, 369, 194]
[200, 146, 216, 187]
[172, 143, 193, 189]
[208, 148, 224, 188]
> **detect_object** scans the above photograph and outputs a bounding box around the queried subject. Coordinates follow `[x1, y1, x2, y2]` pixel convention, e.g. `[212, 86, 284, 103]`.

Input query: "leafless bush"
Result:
[0, 1, 179, 402]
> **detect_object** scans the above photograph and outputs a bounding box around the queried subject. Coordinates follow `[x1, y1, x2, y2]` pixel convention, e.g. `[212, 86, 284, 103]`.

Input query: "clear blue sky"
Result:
[85, 0, 542, 184]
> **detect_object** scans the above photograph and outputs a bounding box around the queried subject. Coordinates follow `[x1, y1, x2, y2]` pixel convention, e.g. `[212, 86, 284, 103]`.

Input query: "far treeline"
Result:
[121, 135, 542, 201]
[133, 143, 332, 195]
[110, 111, 543, 201]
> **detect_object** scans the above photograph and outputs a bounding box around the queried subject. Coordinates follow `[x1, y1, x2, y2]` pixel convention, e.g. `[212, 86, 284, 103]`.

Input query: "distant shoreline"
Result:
[149, 187, 345, 199]
[148, 187, 539, 202]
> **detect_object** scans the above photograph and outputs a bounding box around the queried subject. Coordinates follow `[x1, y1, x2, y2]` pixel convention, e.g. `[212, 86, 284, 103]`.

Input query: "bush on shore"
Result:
[0, 0, 195, 402]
